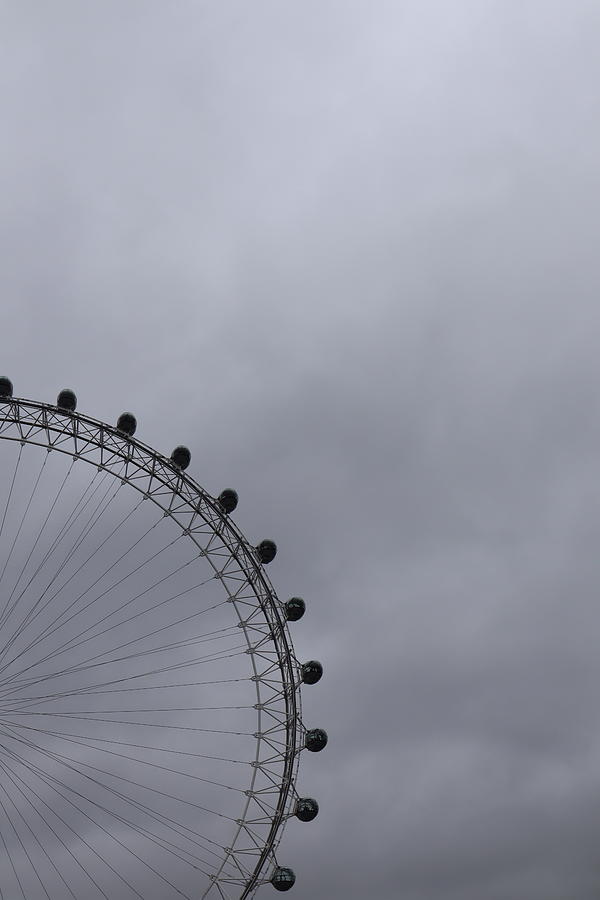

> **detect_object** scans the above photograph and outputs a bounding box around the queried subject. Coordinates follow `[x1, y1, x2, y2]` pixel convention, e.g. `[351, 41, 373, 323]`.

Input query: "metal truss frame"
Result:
[0, 397, 305, 899]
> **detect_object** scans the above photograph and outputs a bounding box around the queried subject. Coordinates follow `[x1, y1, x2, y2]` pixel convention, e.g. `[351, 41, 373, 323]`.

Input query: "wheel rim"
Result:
[0, 395, 314, 899]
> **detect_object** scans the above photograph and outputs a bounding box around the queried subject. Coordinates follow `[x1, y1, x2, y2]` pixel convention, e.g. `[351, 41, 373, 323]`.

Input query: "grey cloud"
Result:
[1, 1, 600, 898]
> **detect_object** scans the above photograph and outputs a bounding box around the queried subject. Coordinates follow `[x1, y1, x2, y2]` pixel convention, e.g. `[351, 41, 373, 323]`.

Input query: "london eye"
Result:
[0, 378, 326, 899]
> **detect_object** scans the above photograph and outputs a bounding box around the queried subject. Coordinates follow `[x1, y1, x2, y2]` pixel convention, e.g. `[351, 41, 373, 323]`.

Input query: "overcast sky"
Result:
[1, 1, 600, 897]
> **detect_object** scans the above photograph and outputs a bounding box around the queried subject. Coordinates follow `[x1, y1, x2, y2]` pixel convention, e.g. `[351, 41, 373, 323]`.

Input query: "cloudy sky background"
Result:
[1, 1, 600, 897]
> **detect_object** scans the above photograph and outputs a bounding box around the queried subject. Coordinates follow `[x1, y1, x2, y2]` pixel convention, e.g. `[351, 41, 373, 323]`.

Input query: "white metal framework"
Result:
[0, 393, 323, 899]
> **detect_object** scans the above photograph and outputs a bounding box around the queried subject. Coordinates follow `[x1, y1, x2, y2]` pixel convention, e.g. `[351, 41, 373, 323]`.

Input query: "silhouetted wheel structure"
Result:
[0, 379, 326, 899]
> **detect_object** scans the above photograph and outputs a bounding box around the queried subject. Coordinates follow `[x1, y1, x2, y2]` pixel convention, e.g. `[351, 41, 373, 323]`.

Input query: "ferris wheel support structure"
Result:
[0, 378, 327, 899]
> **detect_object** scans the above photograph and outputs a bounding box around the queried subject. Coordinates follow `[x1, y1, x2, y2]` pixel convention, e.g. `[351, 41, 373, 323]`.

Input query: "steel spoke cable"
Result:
[0, 656, 243, 706]
[0, 515, 171, 681]
[0, 742, 32, 900]
[23, 464, 107, 591]
[0, 635, 243, 700]
[2, 464, 113, 635]
[35, 462, 127, 587]
[9, 735, 225, 877]
[0, 626, 240, 713]
[0, 740, 153, 900]
[0, 791, 27, 899]
[0, 721, 242, 827]
[0, 723, 239, 859]
[0, 739, 144, 900]
[0, 458, 81, 634]
[2, 708, 254, 735]
[1, 649, 246, 710]
[0, 745, 222, 878]
[8, 720, 250, 766]
[2, 648, 250, 714]
[0, 732, 198, 899]
[0, 628, 237, 711]
[0, 756, 98, 899]
[0, 680, 250, 715]
[36, 638, 249, 688]
[44, 564, 219, 656]
[0, 648, 248, 718]
[0, 780, 51, 900]
[0, 444, 26, 629]
[27, 594, 236, 687]
[19, 551, 213, 674]
[5, 517, 180, 674]
[0, 468, 129, 664]
[0, 451, 48, 617]
[0, 466, 120, 661]
[0, 758, 79, 900]
[0, 725, 244, 865]
[0, 441, 23, 544]
[16, 721, 249, 792]
[6, 701, 251, 718]
[29, 461, 101, 567]
[31, 461, 100, 559]
[0, 490, 144, 667]
[18, 487, 145, 639]
[0, 726, 139, 899]
[0, 729, 217, 879]
[2, 587, 228, 696]
[61, 604, 234, 663]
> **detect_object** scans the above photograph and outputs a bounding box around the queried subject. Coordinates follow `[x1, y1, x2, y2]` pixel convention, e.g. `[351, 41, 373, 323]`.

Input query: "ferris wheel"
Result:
[0, 378, 326, 899]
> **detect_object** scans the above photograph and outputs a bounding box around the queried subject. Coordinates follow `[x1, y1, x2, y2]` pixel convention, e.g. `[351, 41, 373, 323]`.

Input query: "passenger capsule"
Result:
[301, 660, 323, 685]
[285, 597, 305, 622]
[218, 489, 238, 514]
[57, 389, 77, 411]
[271, 867, 296, 892]
[117, 412, 137, 436]
[295, 797, 319, 822]
[171, 446, 191, 470]
[256, 539, 277, 564]
[305, 728, 328, 752]
[0, 377, 13, 398]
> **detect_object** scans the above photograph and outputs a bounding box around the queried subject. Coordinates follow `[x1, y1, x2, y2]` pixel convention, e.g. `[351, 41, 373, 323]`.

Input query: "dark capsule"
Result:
[57, 389, 77, 411]
[295, 798, 319, 822]
[218, 489, 238, 514]
[0, 377, 13, 398]
[256, 539, 277, 564]
[285, 597, 305, 622]
[305, 728, 328, 753]
[117, 412, 137, 436]
[271, 867, 296, 892]
[301, 660, 323, 685]
[171, 446, 191, 470]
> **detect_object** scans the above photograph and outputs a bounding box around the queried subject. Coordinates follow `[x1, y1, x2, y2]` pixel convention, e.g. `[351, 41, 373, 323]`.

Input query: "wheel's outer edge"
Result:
[0, 397, 303, 898]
